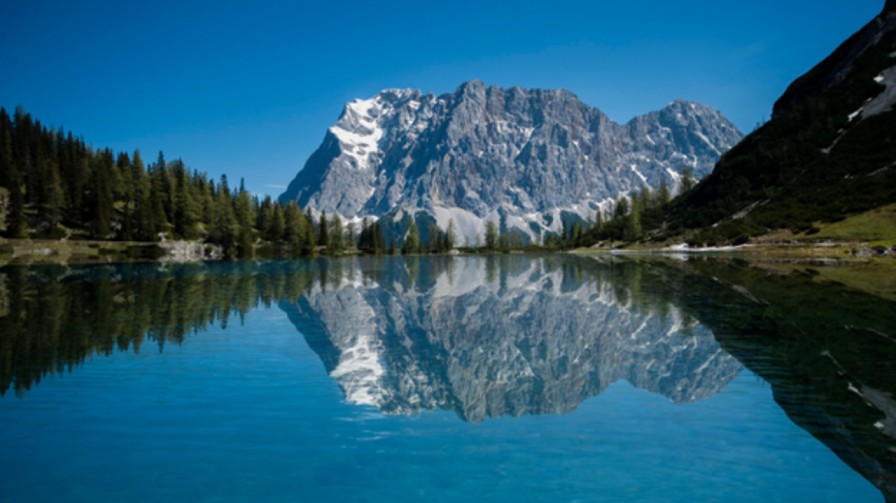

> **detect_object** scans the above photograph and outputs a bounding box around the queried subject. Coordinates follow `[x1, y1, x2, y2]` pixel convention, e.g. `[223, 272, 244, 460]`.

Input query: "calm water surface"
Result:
[0, 255, 893, 502]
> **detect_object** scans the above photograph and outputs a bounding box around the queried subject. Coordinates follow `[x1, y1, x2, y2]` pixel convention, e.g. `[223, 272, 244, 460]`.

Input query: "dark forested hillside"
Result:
[658, 3, 896, 245]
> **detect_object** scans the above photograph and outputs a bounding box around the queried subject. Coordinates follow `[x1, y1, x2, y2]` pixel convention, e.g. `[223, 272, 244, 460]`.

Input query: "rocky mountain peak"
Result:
[280, 82, 742, 244]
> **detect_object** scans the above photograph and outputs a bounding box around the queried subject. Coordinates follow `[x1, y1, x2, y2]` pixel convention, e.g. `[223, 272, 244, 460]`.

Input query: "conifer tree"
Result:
[268, 203, 285, 242]
[373, 224, 385, 254]
[89, 153, 113, 238]
[317, 211, 329, 248]
[658, 178, 671, 205]
[427, 223, 443, 253]
[131, 151, 155, 241]
[302, 210, 316, 256]
[211, 175, 237, 248]
[0, 109, 13, 189]
[149, 181, 167, 239]
[116, 152, 135, 240]
[284, 201, 301, 244]
[171, 160, 198, 239]
[257, 196, 273, 238]
[40, 158, 65, 237]
[614, 196, 629, 218]
[0, 116, 25, 237]
[484, 220, 498, 251]
[402, 217, 420, 254]
[624, 201, 642, 241]
[572, 222, 584, 247]
[235, 179, 253, 237]
[328, 213, 344, 253]
[238, 228, 255, 259]
[345, 221, 356, 250]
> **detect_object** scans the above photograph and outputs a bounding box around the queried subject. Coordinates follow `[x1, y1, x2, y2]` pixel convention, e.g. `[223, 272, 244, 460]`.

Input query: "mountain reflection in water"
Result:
[282, 255, 741, 422]
[0, 255, 894, 500]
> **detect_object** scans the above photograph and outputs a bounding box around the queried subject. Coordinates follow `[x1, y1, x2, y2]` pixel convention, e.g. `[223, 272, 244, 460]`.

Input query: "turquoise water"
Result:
[0, 256, 893, 502]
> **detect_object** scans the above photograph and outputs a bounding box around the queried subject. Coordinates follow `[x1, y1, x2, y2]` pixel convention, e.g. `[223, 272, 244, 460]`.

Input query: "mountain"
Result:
[663, 2, 896, 245]
[280, 256, 742, 423]
[280, 81, 742, 245]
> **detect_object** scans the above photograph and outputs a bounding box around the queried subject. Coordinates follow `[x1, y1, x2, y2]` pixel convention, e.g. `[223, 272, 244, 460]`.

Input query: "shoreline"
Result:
[2, 236, 895, 266]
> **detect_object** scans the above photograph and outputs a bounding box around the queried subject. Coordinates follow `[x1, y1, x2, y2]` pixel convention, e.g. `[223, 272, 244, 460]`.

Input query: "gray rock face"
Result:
[280, 81, 742, 244]
[281, 256, 742, 423]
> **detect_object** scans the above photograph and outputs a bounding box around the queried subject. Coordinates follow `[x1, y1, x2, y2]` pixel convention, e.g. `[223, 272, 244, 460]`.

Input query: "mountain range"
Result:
[279, 82, 742, 245]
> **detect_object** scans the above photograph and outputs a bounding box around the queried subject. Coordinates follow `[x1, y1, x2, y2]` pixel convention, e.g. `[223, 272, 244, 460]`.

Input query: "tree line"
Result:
[0, 106, 418, 258]
[0, 105, 703, 256]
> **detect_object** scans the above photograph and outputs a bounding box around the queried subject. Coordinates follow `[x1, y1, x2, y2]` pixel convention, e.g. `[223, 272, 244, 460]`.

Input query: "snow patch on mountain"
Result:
[861, 65, 896, 119]
[281, 81, 743, 244]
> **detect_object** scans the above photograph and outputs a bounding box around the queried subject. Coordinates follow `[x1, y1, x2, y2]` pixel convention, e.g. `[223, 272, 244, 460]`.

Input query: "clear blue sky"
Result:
[0, 0, 884, 197]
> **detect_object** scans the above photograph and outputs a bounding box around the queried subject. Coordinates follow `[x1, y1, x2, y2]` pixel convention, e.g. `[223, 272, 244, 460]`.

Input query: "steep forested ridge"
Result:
[658, 3, 896, 244]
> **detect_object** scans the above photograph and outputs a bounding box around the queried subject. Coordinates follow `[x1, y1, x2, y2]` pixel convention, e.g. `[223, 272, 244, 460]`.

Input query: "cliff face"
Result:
[280, 82, 741, 244]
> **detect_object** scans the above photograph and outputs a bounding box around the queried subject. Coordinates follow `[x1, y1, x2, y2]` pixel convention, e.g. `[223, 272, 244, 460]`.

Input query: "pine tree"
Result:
[116, 152, 134, 240]
[426, 223, 443, 253]
[302, 210, 316, 256]
[283, 201, 301, 243]
[149, 180, 167, 240]
[40, 158, 65, 237]
[358, 218, 370, 251]
[317, 211, 329, 248]
[484, 220, 498, 251]
[614, 196, 629, 218]
[572, 222, 584, 247]
[372, 223, 385, 254]
[658, 178, 671, 205]
[268, 203, 284, 242]
[401, 217, 420, 254]
[345, 221, 356, 250]
[328, 213, 344, 253]
[131, 151, 155, 241]
[6, 179, 25, 238]
[624, 201, 642, 241]
[89, 153, 113, 239]
[238, 228, 255, 258]
[154, 151, 176, 223]
[234, 179, 253, 239]
[257, 196, 273, 238]
[172, 160, 198, 239]
[0, 109, 13, 189]
[0, 113, 25, 237]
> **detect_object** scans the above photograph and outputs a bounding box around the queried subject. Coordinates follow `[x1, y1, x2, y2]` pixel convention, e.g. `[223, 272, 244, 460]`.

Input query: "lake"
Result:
[0, 255, 894, 502]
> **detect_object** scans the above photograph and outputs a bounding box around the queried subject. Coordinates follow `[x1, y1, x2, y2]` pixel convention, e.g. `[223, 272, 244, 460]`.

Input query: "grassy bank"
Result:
[0, 239, 165, 266]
